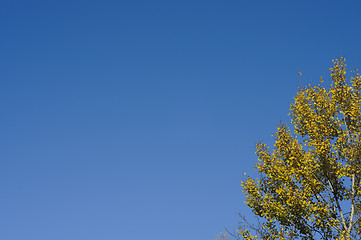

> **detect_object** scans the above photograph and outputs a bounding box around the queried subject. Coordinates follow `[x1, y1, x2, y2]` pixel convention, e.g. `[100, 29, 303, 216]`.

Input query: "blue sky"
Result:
[1, 1, 361, 239]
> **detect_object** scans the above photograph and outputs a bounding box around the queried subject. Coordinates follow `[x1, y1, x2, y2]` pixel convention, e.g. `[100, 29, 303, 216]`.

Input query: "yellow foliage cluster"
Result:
[241, 58, 361, 239]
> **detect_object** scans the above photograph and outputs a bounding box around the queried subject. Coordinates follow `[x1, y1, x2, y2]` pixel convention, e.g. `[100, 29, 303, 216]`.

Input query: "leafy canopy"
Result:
[241, 58, 361, 240]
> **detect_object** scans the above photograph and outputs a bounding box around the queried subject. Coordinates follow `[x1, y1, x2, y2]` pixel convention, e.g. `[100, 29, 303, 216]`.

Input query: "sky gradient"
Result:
[1, 1, 361, 240]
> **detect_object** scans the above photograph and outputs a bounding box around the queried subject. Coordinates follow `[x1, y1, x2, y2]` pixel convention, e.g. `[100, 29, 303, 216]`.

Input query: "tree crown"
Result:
[241, 58, 361, 240]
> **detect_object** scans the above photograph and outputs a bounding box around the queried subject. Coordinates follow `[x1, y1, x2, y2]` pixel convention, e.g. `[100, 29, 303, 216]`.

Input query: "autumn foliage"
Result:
[241, 58, 361, 239]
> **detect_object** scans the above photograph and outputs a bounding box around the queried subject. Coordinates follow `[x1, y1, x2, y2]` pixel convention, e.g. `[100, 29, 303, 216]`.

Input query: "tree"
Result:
[240, 58, 361, 240]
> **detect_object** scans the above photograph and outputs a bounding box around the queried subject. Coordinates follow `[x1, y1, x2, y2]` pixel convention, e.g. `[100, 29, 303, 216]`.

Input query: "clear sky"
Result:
[1, 1, 361, 240]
